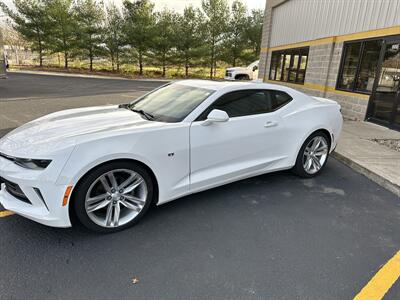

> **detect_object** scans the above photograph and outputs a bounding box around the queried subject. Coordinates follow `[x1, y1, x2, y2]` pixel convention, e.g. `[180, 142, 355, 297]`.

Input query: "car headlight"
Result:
[14, 158, 52, 170]
[0, 153, 52, 170]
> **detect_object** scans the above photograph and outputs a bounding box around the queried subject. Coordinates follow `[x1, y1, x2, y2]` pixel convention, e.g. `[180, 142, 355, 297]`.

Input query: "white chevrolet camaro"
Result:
[0, 80, 342, 232]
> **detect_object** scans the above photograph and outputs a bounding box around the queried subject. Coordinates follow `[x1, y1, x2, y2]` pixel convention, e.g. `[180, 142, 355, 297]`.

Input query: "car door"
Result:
[189, 89, 292, 192]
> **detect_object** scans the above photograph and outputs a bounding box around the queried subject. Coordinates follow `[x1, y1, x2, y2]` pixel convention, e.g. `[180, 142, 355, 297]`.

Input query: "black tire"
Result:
[292, 131, 331, 178]
[235, 74, 250, 80]
[73, 161, 154, 233]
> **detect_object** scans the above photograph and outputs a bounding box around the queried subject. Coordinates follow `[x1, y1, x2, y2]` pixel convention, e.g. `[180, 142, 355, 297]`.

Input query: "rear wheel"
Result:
[293, 132, 330, 178]
[73, 161, 154, 233]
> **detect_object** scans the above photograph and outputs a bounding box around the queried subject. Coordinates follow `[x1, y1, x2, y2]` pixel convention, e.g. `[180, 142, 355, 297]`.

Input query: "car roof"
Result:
[175, 79, 249, 90]
[174, 79, 296, 93]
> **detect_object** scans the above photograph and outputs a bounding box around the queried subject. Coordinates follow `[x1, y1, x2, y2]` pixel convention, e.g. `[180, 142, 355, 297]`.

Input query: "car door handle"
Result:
[264, 121, 278, 128]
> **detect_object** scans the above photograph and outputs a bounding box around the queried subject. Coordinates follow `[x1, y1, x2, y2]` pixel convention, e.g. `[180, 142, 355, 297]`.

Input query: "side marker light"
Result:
[62, 186, 73, 206]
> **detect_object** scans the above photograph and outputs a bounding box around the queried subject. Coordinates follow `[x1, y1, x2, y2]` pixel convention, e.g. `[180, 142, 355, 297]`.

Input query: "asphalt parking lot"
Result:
[1, 73, 400, 299]
[0, 72, 164, 136]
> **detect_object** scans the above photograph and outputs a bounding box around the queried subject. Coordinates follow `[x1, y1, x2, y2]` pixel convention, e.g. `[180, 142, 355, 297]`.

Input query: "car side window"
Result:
[271, 90, 292, 110]
[196, 89, 292, 121]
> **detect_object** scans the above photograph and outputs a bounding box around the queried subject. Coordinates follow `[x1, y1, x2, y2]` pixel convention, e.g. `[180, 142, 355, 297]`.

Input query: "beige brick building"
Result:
[259, 0, 400, 130]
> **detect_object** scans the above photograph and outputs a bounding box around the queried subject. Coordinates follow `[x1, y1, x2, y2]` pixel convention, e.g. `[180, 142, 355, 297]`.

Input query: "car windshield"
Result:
[247, 60, 259, 69]
[129, 83, 214, 123]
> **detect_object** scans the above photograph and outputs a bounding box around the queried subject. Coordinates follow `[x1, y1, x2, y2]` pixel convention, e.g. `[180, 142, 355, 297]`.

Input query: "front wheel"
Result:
[292, 132, 330, 178]
[235, 74, 250, 80]
[73, 161, 154, 233]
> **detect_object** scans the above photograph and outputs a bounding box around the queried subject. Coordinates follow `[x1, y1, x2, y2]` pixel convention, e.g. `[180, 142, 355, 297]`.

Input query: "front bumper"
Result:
[0, 156, 72, 227]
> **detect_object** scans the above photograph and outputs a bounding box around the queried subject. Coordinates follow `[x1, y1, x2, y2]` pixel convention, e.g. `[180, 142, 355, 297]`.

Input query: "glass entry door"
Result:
[367, 37, 400, 130]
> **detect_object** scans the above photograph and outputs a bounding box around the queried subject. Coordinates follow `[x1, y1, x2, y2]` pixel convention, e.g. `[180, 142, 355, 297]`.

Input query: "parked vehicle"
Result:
[0, 80, 342, 232]
[225, 60, 259, 81]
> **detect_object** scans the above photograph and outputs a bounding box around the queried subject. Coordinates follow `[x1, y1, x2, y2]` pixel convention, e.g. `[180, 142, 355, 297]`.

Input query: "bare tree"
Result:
[1, 0, 49, 67]
[2, 24, 29, 65]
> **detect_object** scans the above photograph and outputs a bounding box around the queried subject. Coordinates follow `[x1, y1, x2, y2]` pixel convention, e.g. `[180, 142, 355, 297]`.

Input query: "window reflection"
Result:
[368, 41, 400, 126]
[289, 55, 299, 82]
[275, 54, 284, 80]
[269, 47, 309, 85]
[297, 55, 308, 83]
[338, 42, 362, 90]
[356, 40, 382, 92]
[377, 43, 400, 93]
[338, 39, 385, 94]
[283, 54, 291, 81]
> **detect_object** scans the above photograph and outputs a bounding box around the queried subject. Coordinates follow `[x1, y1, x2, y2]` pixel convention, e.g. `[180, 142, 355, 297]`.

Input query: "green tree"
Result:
[74, 0, 105, 71]
[123, 0, 155, 75]
[104, 3, 124, 71]
[45, 0, 77, 69]
[245, 9, 264, 59]
[202, 0, 229, 79]
[151, 8, 176, 77]
[175, 6, 205, 77]
[0, 0, 48, 67]
[223, 0, 247, 67]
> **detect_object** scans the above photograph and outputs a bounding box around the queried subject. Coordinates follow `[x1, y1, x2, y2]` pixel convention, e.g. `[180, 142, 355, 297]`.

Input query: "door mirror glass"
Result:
[202, 109, 229, 126]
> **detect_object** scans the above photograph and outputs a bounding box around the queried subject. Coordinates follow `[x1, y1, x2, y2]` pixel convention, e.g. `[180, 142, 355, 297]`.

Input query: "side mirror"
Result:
[253, 65, 258, 72]
[202, 109, 229, 126]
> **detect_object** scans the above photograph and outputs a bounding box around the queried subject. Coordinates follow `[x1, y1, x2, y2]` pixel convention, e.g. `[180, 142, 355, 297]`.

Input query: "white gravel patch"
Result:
[371, 139, 400, 152]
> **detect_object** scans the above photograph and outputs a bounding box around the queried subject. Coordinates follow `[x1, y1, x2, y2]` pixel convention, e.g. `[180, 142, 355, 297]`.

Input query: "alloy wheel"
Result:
[302, 136, 329, 174]
[84, 169, 148, 228]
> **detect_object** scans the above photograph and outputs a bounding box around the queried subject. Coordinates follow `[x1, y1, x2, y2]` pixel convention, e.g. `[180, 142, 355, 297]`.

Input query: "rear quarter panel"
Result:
[280, 97, 342, 167]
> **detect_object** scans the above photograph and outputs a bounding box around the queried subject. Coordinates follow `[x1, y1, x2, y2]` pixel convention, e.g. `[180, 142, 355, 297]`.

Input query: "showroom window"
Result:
[337, 39, 383, 93]
[269, 47, 309, 84]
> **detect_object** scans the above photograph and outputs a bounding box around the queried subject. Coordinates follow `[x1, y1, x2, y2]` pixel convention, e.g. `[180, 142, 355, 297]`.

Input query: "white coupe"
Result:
[0, 80, 342, 232]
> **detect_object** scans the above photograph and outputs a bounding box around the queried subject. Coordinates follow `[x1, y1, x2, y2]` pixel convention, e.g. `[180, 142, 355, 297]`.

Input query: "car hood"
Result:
[0, 105, 161, 157]
[226, 67, 249, 72]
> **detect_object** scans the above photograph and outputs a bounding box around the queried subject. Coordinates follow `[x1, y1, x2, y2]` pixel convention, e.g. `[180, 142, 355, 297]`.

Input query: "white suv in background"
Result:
[224, 60, 259, 81]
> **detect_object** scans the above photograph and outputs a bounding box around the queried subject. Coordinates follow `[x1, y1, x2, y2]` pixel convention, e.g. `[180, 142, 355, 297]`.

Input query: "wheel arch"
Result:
[295, 127, 333, 162]
[68, 158, 159, 226]
[311, 128, 332, 148]
[292, 128, 332, 178]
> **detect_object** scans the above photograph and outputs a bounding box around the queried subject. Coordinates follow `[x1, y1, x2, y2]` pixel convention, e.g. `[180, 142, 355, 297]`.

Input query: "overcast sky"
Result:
[1, 0, 266, 13]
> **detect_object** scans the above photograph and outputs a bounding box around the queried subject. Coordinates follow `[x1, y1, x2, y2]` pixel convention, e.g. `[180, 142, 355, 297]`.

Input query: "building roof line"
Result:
[261, 25, 400, 53]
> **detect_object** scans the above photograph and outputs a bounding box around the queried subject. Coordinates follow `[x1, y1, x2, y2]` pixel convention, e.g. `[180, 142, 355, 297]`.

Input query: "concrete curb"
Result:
[9, 70, 171, 82]
[332, 151, 400, 197]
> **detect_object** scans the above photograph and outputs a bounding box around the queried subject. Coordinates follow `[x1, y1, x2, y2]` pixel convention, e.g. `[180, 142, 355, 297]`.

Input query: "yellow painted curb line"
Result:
[0, 210, 15, 217]
[354, 251, 400, 300]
